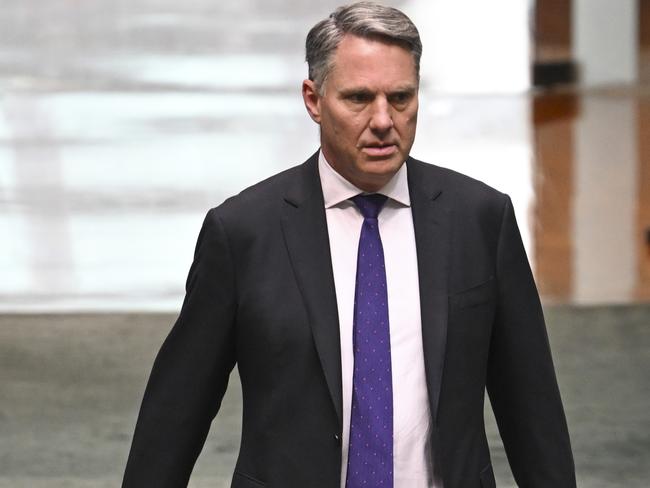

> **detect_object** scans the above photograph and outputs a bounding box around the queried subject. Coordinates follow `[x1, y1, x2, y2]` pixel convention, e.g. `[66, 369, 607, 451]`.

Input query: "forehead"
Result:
[328, 35, 418, 89]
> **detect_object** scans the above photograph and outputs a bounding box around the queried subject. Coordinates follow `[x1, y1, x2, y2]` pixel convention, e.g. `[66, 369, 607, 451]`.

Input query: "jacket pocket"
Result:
[479, 463, 496, 488]
[449, 276, 496, 309]
[232, 471, 266, 487]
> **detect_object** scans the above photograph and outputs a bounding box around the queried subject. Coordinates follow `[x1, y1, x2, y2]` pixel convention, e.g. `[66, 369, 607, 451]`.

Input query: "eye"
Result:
[346, 91, 373, 104]
[388, 91, 414, 106]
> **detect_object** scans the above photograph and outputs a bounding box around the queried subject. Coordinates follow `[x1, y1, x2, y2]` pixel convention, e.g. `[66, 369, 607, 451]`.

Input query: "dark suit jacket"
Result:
[123, 152, 575, 488]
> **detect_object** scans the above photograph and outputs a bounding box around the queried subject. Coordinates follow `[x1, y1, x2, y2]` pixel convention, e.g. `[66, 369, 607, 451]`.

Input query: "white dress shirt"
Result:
[318, 152, 437, 488]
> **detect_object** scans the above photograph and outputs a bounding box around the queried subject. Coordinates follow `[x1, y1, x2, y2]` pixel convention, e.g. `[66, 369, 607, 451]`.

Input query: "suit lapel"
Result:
[279, 155, 450, 428]
[281, 153, 343, 426]
[407, 158, 451, 425]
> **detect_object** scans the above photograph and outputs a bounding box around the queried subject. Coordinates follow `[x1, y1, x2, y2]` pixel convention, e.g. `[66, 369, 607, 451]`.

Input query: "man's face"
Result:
[303, 34, 419, 192]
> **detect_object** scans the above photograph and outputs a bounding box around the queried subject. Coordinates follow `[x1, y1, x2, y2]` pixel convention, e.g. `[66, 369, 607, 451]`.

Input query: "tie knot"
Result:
[351, 193, 388, 219]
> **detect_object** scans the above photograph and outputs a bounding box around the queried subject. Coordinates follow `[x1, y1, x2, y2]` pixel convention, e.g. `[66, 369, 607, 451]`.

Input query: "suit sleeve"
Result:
[486, 195, 576, 487]
[122, 208, 237, 487]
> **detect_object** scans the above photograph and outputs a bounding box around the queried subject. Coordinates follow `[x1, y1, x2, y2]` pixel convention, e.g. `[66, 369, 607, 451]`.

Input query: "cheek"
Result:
[321, 106, 366, 151]
[397, 112, 418, 135]
[334, 121, 362, 145]
[401, 103, 418, 124]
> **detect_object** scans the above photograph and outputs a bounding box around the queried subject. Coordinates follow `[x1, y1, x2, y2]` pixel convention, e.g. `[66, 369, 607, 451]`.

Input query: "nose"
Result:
[369, 97, 393, 134]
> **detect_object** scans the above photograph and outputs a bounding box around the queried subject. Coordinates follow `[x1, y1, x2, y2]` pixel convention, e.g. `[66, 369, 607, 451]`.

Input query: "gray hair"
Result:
[306, 2, 422, 93]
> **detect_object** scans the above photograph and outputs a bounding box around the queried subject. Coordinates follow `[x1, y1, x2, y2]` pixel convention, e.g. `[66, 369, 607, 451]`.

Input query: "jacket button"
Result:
[334, 433, 341, 445]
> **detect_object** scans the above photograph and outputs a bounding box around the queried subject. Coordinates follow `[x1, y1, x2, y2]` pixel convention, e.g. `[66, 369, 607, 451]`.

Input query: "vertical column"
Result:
[532, 94, 577, 302]
[531, 0, 576, 301]
[640, 0, 650, 82]
[636, 96, 650, 300]
[534, 0, 572, 62]
[532, 0, 577, 87]
[573, 0, 639, 86]
[636, 0, 650, 300]
[637, 0, 650, 299]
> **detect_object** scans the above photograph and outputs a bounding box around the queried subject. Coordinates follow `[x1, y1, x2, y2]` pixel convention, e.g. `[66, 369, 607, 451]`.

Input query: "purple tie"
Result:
[346, 194, 393, 488]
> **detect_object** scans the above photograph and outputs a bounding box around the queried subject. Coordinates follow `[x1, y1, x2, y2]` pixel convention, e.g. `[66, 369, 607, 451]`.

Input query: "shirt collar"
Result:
[318, 150, 411, 209]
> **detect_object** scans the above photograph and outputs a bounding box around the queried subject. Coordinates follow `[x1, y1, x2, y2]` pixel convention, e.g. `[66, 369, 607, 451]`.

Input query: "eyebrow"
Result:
[339, 87, 372, 97]
[339, 84, 418, 96]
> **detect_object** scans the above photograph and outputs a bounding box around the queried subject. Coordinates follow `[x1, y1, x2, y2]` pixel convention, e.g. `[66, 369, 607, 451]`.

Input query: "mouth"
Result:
[361, 143, 398, 157]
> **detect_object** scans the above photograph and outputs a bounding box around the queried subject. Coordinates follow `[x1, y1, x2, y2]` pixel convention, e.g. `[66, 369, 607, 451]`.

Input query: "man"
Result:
[123, 2, 576, 487]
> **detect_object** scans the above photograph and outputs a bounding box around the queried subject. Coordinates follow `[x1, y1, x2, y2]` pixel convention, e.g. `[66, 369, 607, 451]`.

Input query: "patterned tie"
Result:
[346, 194, 393, 488]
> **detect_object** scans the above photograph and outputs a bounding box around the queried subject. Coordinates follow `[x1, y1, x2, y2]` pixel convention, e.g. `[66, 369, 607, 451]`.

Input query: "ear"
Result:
[302, 79, 322, 124]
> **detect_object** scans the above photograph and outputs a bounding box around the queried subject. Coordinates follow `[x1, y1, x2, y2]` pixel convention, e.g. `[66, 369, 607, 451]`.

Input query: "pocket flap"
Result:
[232, 471, 266, 487]
[450, 277, 496, 309]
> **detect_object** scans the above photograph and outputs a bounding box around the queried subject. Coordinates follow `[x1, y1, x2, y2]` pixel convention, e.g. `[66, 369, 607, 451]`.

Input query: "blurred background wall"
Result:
[2, 0, 648, 311]
[1, 1, 649, 487]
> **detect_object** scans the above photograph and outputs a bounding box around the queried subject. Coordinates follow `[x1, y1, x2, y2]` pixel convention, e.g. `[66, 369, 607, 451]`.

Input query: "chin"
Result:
[354, 163, 402, 190]
[361, 156, 404, 173]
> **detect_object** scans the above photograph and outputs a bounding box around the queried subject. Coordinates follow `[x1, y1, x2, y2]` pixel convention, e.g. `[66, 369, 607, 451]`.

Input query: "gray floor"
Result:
[1, 306, 649, 487]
